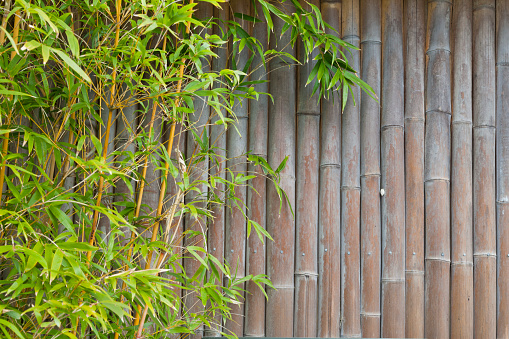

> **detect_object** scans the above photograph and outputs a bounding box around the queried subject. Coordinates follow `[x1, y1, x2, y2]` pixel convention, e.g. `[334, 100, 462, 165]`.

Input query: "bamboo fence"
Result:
[6, 1, 509, 337]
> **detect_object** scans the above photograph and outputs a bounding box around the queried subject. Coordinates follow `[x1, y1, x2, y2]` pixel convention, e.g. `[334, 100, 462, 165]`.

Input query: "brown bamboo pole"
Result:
[204, 4, 228, 337]
[0, 0, 11, 46]
[403, 0, 425, 337]
[317, 3, 341, 337]
[473, 1, 496, 338]
[380, 0, 406, 336]
[244, 1, 267, 337]
[497, 1, 509, 337]
[294, 0, 320, 337]
[424, 2, 451, 338]
[340, 0, 361, 337]
[359, 0, 381, 337]
[183, 3, 211, 339]
[451, 0, 473, 338]
[265, 2, 296, 337]
[223, 0, 250, 335]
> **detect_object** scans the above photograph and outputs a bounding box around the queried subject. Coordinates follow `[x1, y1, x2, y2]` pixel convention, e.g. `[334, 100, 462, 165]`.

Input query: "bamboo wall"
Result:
[220, 0, 509, 337]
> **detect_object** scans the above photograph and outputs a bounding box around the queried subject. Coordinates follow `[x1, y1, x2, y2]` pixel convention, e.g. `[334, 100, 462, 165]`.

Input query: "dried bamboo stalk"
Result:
[380, 0, 405, 336]
[404, 0, 425, 337]
[317, 3, 341, 337]
[265, 2, 296, 336]
[473, 1, 496, 338]
[224, 0, 250, 335]
[205, 4, 228, 338]
[359, 0, 381, 337]
[424, 2, 451, 338]
[451, 0, 473, 338]
[294, 0, 320, 336]
[340, 0, 361, 336]
[497, 1, 509, 337]
[317, 4, 342, 337]
[183, 3, 211, 339]
[244, 1, 267, 337]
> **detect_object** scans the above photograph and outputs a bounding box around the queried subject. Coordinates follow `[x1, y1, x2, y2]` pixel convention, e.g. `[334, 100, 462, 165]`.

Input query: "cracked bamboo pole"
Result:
[183, 3, 211, 339]
[265, 2, 296, 336]
[294, 0, 320, 336]
[424, 2, 451, 338]
[317, 3, 341, 337]
[340, 0, 361, 336]
[205, 4, 228, 337]
[451, 0, 473, 338]
[224, 0, 250, 336]
[359, 0, 381, 336]
[497, 1, 509, 337]
[244, 1, 267, 337]
[473, 1, 496, 338]
[404, 0, 425, 337]
[381, 0, 405, 336]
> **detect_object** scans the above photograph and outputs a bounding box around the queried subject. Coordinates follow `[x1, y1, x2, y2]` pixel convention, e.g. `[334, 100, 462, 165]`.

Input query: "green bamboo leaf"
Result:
[52, 49, 91, 83]
[50, 250, 63, 283]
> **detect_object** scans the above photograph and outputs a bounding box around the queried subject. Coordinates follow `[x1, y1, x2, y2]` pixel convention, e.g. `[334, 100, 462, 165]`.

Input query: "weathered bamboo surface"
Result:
[451, 0, 473, 338]
[67, 0, 509, 337]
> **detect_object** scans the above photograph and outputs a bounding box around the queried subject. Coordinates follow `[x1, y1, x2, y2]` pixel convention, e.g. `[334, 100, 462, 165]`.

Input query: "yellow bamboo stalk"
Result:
[0, 10, 21, 206]
[0, 1, 11, 45]
[135, 1, 194, 335]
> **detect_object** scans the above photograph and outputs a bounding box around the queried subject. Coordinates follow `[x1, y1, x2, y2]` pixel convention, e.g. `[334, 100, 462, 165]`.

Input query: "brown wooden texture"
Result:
[318, 2, 342, 337]
[425, 2, 451, 338]
[244, 1, 268, 337]
[451, 0, 474, 338]
[381, 0, 405, 337]
[360, 0, 381, 336]
[404, 0, 425, 337]
[294, 0, 320, 336]
[497, 2, 509, 337]
[473, 1, 496, 338]
[340, 0, 361, 336]
[265, 2, 296, 336]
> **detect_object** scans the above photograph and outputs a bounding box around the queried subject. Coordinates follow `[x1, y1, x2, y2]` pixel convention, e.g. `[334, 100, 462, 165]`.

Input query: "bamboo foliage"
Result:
[318, 2, 342, 337]
[404, 0, 425, 337]
[360, 0, 381, 336]
[425, 2, 452, 338]
[451, 0, 473, 338]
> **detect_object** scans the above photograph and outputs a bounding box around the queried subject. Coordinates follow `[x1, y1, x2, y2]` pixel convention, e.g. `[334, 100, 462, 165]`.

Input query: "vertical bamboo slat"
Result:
[424, 2, 451, 338]
[404, 0, 425, 337]
[206, 4, 228, 337]
[340, 0, 361, 336]
[224, 0, 250, 335]
[473, 1, 496, 338]
[244, 1, 268, 336]
[451, 0, 473, 338]
[317, 3, 342, 337]
[294, 0, 320, 336]
[184, 4, 212, 339]
[359, 0, 381, 336]
[380, 0, 405, 336]
[497, 1, 509, 337]
[265, 3, 296, 336]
